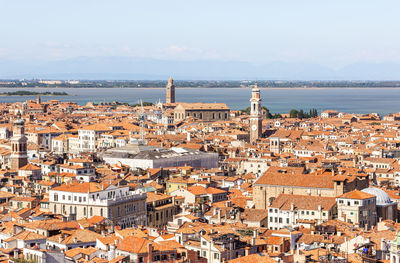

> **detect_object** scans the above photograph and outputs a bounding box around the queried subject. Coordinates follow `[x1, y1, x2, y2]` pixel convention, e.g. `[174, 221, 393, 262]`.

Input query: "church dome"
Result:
[361, 187, 392, 206]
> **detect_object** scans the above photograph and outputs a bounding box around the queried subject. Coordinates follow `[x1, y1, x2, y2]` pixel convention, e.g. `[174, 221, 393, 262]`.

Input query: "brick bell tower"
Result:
[166, 77, 175, 104]
[10, 112, 28, 170]
[250, 82, 263, 143]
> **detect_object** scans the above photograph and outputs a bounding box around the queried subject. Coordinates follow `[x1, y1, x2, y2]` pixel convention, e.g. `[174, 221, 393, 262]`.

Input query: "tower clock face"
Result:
[252, 125, 257, 131]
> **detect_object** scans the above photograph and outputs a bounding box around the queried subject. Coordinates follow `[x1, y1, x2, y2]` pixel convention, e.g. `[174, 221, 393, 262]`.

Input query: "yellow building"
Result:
[146, 192, 177, 228]
[166, 177, 196, 195]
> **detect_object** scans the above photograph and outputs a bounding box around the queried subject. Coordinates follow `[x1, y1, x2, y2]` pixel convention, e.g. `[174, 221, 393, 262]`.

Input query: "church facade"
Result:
[174, 103, 230, 122]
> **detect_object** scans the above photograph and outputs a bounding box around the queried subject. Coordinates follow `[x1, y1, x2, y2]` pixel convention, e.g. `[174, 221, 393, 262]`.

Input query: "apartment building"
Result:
[146, 192, 177, 228]
[49, 182, 147, 227]
[78, 124, 112, 152]
[268, 194, 337, 230]
[336, 190, 377, 228]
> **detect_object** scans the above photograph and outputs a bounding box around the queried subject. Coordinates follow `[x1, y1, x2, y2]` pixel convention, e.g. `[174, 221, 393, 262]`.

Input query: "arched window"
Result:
[90, 207, 93, 217]
[100, 208, 103, 217]
[54, 204, 57, 213]
[74, 206, 77, 214]
[70, 206, 72, 214]
[84, 207, 86, 216]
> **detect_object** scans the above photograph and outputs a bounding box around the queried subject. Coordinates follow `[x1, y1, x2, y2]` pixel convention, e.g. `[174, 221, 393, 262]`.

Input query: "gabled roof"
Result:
[19, 163, 41, 171]
[47, 229, 102, 244]
[255, 172, 334, 189]
[4, 230, 45, 242]
[52, 182, 112, 193]
[338, 190, 376, 200]
[270, 194, 336, 211]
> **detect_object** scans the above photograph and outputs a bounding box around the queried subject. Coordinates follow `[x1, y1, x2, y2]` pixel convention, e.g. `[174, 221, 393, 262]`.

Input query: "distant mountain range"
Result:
[0, 56, 400, 80]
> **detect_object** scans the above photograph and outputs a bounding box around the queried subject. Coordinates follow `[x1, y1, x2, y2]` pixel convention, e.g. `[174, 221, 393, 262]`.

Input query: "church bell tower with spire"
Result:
[10, 112, 28, 170]
[166, 77, 175, 104]
[250, 82, 263, 143]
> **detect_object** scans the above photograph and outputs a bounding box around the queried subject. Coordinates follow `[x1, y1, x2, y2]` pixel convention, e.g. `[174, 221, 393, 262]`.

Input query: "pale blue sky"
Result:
[1, 0, 400, 68]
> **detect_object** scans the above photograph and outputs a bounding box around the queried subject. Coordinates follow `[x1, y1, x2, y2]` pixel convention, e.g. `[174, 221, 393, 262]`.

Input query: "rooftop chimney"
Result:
[148, 243, 153, 262]
[253, 229, 258, 238]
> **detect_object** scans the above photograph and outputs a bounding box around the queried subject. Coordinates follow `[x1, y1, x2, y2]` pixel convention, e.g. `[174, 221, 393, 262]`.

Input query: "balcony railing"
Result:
[90, 193, 147, 206]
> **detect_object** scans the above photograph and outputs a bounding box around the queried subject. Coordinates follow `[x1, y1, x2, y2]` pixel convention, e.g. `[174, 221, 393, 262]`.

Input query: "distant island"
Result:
[0, 91, 69, 96]
[2, 80, 400, 89]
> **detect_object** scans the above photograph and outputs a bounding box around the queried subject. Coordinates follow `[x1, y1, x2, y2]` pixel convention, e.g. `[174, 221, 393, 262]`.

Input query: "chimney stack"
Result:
[147, 243, 153, 263]
[253, 229, 258, 238]
[251, 237, 256, 246]
[108, 244, 116, 260]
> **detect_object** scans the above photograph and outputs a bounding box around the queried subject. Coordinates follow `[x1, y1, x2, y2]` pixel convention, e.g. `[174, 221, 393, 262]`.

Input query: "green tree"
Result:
[241, 107, 251, 114]
[289, 109, 298, 118]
